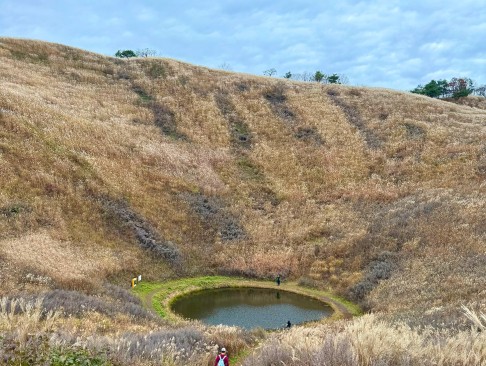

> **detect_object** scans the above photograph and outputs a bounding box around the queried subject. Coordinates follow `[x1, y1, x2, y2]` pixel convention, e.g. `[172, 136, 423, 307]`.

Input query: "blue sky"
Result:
[1, 0, 485, 90]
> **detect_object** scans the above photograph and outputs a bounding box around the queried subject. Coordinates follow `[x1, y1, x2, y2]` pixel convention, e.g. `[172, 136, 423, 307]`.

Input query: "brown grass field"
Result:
[1, 38, 486, 365]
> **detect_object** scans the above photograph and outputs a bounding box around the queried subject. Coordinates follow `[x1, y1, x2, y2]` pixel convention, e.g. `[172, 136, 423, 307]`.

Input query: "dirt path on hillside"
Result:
[282, 282, 355, 319]
[316, 294, 353, 318]
[142, 289, 158, 313]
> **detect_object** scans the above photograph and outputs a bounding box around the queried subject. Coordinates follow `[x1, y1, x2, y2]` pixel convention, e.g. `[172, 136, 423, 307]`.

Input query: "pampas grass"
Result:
[244, 313, 486, 366]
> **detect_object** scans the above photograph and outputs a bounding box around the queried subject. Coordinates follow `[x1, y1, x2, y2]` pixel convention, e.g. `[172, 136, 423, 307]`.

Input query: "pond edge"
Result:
[134, 276, 361, 326]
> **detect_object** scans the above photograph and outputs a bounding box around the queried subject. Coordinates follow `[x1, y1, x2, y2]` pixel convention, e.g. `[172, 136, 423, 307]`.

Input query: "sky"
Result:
[1, 0, 485, 90]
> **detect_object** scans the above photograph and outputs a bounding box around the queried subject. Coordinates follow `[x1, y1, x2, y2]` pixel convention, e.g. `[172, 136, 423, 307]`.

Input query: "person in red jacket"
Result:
[214, 347, 229, 366]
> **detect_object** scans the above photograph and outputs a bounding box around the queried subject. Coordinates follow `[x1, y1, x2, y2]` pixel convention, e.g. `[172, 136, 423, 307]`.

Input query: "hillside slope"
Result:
[1, 38, 485, 323]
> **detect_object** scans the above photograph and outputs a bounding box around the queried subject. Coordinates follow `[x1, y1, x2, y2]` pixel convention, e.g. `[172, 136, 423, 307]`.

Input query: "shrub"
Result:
[294, 127, 324, 145]
[214, 92, 252, 148]
[349, 251, 398, 303]
[115, 50, 136, 58]
[100, 197, 182, 267]
[314, 70, 325, 83]
[206, 325, 258, 359]
[0, 202, 31, 218]
[264, 82, 286, 104]
[181, 193, 246, 242]
[298, 276, 319, 288]
[264, 83, 296, 123]
[35, 290, 158, 321]
[146, 62, 166, 79]
[50, 347, 108, 366]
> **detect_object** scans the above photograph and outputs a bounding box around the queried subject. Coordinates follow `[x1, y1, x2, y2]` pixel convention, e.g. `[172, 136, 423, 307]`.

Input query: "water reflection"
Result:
[171, 287, 333, 330]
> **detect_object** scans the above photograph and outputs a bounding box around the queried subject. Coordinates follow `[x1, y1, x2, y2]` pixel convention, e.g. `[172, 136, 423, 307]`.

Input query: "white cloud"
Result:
[136, 7, 156, 22]
[0, 0, 485, 90]
[420, 42, 453, 53]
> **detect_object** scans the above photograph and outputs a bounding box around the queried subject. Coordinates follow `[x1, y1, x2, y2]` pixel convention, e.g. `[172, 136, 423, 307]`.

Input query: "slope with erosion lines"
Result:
[0, 38, 485, 325]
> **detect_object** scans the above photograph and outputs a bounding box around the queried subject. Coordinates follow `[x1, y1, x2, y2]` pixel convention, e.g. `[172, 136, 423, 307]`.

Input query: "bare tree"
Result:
[219, 62, 233, 71]
[263, 68, 277, 77]
[293, 71, 314, 82]
[474, 85, 486, 97]
[136, 48, 158, 58]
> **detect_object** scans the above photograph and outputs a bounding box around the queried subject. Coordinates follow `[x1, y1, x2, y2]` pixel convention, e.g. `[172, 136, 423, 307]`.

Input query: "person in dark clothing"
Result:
[286, 320, 292, 328]
[214, 347, 229, 366]
[276, 275, 281, 286]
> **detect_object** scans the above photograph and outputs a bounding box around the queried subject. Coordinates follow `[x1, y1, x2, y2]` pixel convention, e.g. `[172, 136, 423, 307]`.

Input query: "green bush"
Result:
[50, 348, 108, 366]
[114, 50, 136, 58]
[314, 71, 325, 83]
[411, 77, 475, 99]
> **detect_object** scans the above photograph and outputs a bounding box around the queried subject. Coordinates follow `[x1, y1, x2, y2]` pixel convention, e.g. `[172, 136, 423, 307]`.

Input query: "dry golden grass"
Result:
[2, 295, 485, 365]
[0, 231, 134, 287]
[0, 294, 255, 365]
[1, 38, 485, 337]
[244, 313, 486, 365]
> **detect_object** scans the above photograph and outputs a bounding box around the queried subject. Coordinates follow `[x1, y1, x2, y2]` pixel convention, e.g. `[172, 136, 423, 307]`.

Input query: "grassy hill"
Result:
[1, 38, 486, 364]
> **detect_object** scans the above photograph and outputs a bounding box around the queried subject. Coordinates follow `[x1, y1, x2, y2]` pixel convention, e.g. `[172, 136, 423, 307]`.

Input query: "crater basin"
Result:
[171, 287, 333, 330]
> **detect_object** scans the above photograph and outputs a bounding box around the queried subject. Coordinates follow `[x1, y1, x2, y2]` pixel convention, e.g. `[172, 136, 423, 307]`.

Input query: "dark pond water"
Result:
[171, 287, 333, 330]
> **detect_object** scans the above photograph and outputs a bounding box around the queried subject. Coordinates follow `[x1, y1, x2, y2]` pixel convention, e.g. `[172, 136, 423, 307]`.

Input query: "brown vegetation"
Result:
[243, 313, 486, 365]
[1, 38, 486, 364]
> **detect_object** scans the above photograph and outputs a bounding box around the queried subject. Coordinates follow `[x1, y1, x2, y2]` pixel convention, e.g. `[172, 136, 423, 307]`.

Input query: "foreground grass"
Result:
[3, 292, 483, 365]
[0, 294, 249, 365]
[242, 312, 486, 366]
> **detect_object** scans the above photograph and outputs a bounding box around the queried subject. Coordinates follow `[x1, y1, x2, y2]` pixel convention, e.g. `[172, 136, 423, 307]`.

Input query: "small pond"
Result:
[171, 287, 333, 330]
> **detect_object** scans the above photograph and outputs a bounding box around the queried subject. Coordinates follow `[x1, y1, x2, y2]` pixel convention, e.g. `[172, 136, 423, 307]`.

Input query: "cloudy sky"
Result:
[1, 0, 485, 90]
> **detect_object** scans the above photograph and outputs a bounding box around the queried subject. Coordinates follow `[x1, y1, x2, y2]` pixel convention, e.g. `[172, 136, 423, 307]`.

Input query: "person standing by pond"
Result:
[286, 320, 292, 329]
[276, 275, 281, 286]
[214, 347, 229, 366]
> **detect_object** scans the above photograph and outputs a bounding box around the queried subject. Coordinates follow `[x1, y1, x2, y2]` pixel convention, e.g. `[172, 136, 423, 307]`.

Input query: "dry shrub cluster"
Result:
[181, 192, 246, 242]
[218, 246, 301, 279]
[0, 295, 260, 365]
[100, 197, 182, 268]
[244, 313, 486, 366]
[264, 82, 297, 123]
[327, 89, 382, 149]
[205, 324, 260, 359]
[39, 289, 157, 322]
[214, 91, 253, 148]
[2, 282, 158, 326]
